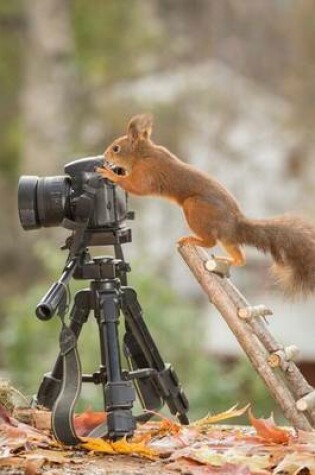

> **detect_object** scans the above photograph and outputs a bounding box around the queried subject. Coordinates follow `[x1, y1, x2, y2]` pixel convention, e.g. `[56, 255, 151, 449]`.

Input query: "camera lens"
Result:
[18, 176, 40, 229]
[18, 175, 70, 230]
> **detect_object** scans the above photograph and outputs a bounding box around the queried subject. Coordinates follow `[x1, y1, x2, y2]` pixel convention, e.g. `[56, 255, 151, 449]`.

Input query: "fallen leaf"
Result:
[0, 405, 13, 425]
[24, 457, 45, 475]
[248, 409, 290, 444]
[149, 426, 201, 453]
[0, 456, 25, 468]
[80, 436, 158, 459]
[193, 405, 250, 429]
[144, 412, 182, 438]
[80, 437, 115, 454]
[74, 410, 107, 436]
[296, 430, 315, 445]
[273, 451, 315, 474]
[24, 448, 73, 464]
[166, 458, 270, 475]
[111, 438, 158, 459]
[170, 445, 271, 470]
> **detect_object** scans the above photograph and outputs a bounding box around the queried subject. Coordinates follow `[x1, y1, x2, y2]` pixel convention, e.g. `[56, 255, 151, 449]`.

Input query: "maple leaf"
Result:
[193, 404, 250, 429]
[80, 437, 115, 454]
[248, 409, 290, 444]
[111, 438, 158, 459]
[80, 436, 158, 459]
[139, 412, 182, 439]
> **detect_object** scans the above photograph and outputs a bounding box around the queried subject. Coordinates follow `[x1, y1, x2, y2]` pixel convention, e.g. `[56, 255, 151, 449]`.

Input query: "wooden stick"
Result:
[268, 346, 300, 369]
[238, 305, 273, 320]
[205, 257, 231, 277]
[178, 244, 313, 431]
[296, 391, 315, 413]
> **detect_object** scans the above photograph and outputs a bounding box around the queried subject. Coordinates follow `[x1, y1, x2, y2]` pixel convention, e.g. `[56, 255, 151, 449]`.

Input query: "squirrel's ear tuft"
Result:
[127, 114, 153, 143]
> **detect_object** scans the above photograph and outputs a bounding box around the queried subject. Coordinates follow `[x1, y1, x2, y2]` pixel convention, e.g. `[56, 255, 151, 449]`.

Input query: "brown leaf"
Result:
[167, 458, 269, 475]
[74, 409, 107, 436]
[296, 430, 315, 445]
[24, 448, 73, 464]
[0, 405, 13, 425]
[0, 456, 25, 468]
[24, 457, 45, 475]
[273, 452, 315, 474]
[169, 445, 271, 471]
[0, 423, 28, 453]
[248, 409, 290, 444]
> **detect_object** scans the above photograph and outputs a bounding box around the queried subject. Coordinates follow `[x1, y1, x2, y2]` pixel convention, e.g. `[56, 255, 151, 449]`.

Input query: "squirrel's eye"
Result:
[112, 144, 121, 153]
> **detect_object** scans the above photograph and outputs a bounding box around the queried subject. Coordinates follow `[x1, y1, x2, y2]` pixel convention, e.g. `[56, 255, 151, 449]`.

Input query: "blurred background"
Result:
[0, 0, 315, 421]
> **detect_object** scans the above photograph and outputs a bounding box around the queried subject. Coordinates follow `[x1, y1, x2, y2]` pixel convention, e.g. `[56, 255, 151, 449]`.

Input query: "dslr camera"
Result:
[18, 156, 130, 234]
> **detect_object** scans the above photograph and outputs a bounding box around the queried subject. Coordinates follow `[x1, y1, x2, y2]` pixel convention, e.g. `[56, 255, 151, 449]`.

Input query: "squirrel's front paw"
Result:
[96, 167, 119, 182]
[95, 166, 107, 173]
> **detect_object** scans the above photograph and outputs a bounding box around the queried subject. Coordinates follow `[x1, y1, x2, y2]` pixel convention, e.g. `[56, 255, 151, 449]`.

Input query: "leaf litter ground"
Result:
[0, 404, 315, 475]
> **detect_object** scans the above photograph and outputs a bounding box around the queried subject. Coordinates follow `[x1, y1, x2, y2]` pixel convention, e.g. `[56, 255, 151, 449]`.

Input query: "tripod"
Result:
[36, 230, 189, 444]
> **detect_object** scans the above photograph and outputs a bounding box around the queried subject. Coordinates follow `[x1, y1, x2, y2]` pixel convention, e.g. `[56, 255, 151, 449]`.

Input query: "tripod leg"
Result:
[93, 282, 136, 439]
[36, 289, 90, 409]
[123, 329, 163, 412]
[121, 287, 189, 424]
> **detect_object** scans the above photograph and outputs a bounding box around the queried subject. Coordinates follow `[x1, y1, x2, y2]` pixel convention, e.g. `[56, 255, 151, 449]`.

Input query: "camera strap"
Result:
[51, 317, 82, 446]
[50, 286, 81, 445]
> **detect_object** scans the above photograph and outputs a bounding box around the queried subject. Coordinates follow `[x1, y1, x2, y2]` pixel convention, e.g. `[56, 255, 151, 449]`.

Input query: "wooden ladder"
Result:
[178, 244, 315, 431]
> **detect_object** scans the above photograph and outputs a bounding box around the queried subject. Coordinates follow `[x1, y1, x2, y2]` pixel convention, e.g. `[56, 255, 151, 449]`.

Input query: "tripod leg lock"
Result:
[107, 410, 136, 439]
[36, 373, 62, 409]
[155, 364, 189, 421]
[105, 381, 136, 410]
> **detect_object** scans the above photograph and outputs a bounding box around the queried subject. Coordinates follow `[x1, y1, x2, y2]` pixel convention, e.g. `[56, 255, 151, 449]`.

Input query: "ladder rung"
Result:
[296, 390, 315, 412]
[238, 305, 273, 320]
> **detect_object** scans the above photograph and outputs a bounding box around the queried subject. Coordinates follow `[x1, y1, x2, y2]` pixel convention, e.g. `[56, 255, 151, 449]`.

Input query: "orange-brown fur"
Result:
[98, 114, 315, 296]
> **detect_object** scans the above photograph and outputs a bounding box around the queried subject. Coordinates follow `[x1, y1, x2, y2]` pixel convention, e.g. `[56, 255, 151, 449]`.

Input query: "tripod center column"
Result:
[92, 279, 136, 439]
[97, 281, 122, 382]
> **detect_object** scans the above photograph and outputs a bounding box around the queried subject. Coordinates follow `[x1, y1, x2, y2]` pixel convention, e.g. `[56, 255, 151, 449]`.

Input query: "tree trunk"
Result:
[21, 0, 76, 175]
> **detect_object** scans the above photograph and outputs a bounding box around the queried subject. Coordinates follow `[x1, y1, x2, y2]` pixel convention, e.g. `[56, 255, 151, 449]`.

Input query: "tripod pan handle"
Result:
[36, 282, 67, 320]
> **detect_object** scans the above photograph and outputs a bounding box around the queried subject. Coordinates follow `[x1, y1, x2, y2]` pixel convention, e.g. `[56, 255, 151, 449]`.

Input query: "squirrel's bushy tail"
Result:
[236, 215, 315, 296]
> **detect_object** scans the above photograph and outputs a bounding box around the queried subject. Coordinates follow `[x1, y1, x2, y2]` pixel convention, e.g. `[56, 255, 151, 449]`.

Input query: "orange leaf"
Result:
[80, 437, 158, 459]
[80, 437, 115, 453]
[248, 409, 290, 444]
[111, 438, 158, 459]
[74, 410, 107, 436]
[139, 412, 182, 438]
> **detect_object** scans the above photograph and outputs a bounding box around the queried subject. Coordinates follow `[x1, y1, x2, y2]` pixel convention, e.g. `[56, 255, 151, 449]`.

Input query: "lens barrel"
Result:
[18, 175, 70, 230]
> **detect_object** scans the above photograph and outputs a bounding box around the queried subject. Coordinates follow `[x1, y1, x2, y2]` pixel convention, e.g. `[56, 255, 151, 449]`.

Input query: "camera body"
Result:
[18, 156, 129, 232]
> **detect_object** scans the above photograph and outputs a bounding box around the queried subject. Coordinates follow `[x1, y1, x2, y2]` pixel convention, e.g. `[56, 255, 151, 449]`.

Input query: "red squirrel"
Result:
[97, 114, 315, 295]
